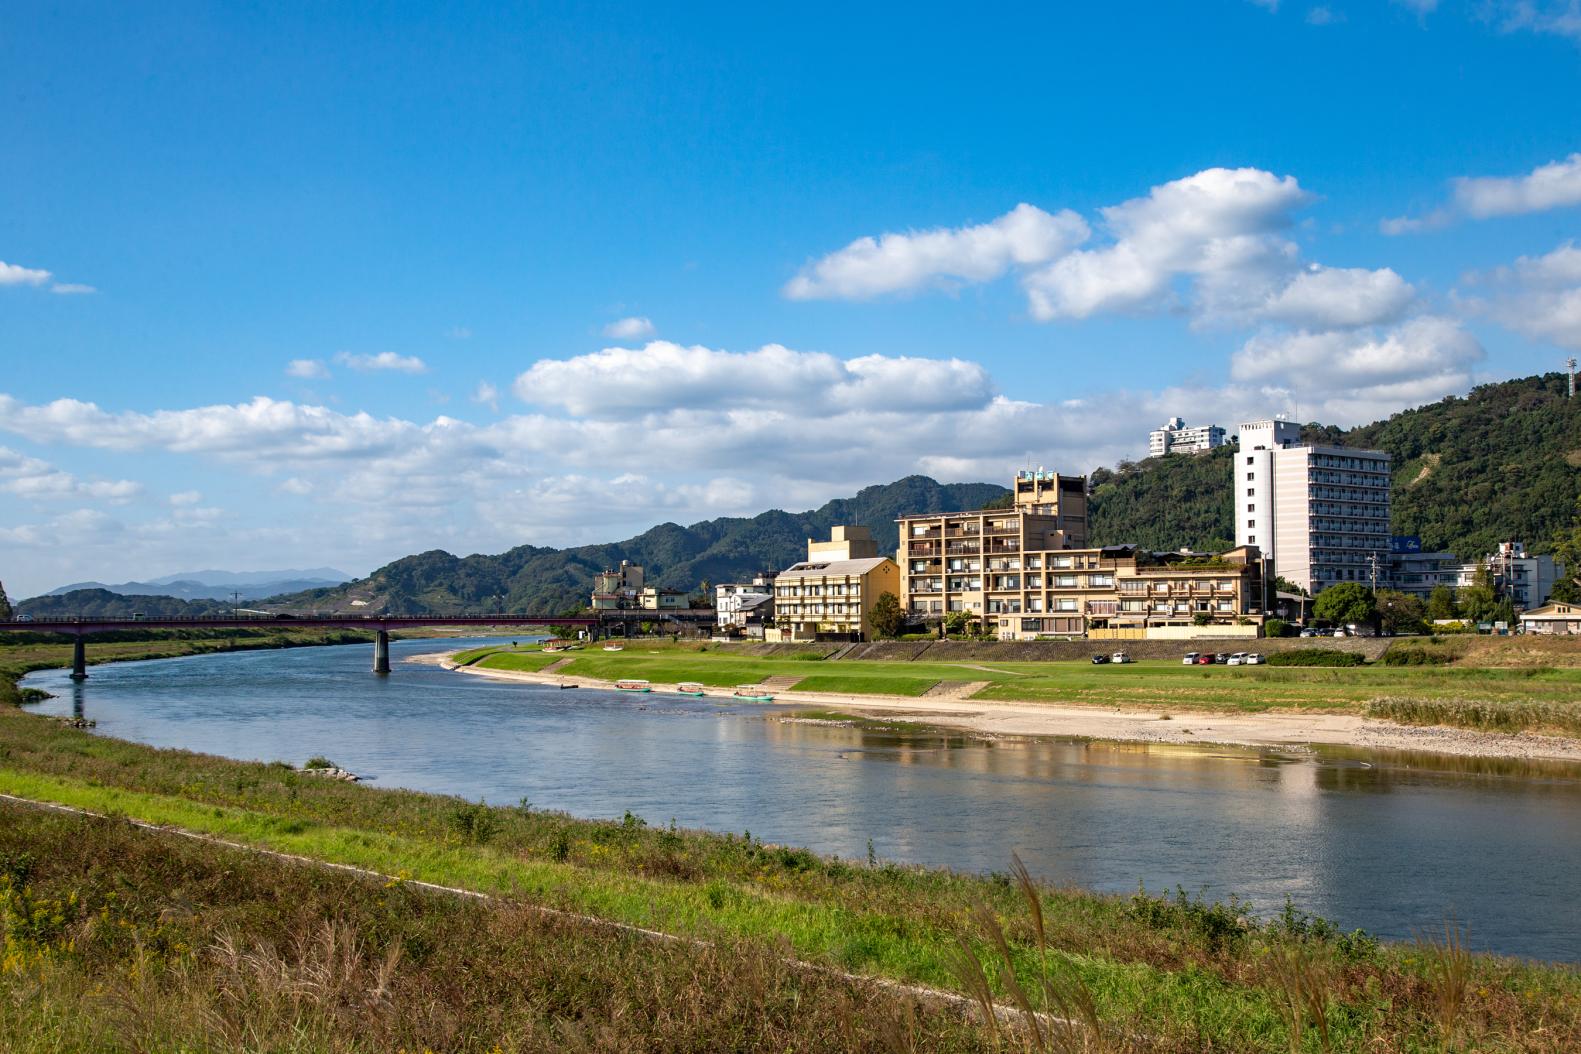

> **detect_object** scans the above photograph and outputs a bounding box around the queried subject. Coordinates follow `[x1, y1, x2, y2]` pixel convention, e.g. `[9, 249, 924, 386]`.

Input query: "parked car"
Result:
[1299, 628, 1318, 637]
[1245, 653, 1266, 665]
[1226, 651, 1248, 666]
[1181, 652, 1200, 665]
[1111, 652, 1132, 664]
[1091, 654, 1110, 664]
[1213, 653, 1231, 664]
[1194, 652, 1216, 665]
[1331, 628, 1348, 637]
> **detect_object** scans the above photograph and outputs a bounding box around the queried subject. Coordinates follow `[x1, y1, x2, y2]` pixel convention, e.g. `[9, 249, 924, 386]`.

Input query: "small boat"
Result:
[732, 684, 775, 702]
[676, 681, 706, 696]
[615, 679, 652, 693]
[602, 645, 624, 652]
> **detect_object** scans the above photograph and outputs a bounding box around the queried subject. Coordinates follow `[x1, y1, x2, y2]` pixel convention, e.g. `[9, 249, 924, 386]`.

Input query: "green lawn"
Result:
[466, 643, 1581, 722]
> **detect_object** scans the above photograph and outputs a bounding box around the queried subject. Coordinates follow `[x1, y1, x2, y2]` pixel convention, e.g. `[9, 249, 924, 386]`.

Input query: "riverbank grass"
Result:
[0, 703, 1576, 1052]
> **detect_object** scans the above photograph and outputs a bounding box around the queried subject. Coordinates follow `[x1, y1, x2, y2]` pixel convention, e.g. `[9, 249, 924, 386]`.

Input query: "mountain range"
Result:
[46, 568, 351, 602]
[19, 372, 1580, 618]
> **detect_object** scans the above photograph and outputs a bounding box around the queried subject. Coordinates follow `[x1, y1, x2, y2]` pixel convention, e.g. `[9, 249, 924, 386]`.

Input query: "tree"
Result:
[869, 592, 904, 639]
[1271, 576, 1309, 598]
[1192, 612, 1214, 626]
[1458, 583, 1500, 625]
[1313, 582, 1377, 627]
[1426, 584, 1459, 622]
[0, 581, 10, 621]
[1549, 576, 1581, 605]
[1375, 589, 1427, 636]
[943, 610, 970, 637]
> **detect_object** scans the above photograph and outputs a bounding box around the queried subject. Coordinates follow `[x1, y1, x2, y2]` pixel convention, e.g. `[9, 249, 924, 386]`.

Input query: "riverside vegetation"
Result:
[2, 700, 1580, 1052]
[457, 638, 1581, 739]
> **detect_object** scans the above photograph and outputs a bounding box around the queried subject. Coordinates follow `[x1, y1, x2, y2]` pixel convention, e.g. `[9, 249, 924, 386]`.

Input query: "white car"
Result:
[1244, 653, 1266, 665]
[1226, 651, 1248, 666]
[1181, 652, 1200, 665]
[1111, 652, 1133, 664]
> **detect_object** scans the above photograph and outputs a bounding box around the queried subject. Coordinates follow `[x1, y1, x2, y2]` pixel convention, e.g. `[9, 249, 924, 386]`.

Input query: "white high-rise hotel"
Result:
[1235, 419, 1392, 596]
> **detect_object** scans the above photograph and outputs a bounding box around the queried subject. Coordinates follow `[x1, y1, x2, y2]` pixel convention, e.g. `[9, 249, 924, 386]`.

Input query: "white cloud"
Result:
[602, 316, 657, 339]
[514, 341, 994, 417]
[1022, 168, 1311, 321]
[1257, 266, 1415, 328]
[1459, 241, 1581, 350]
[0, 261, 52, 287]
[447, 326, 473, 340]
[333, 351, 428, 374]
[1232, 316, 1485, 420]
[286, 358, 331, 379]
[50, 283, 96, 295]
[276, 477, 314, 496]
[784, 203, 1090, 300]
[1384, 152, 1581, 232]
[169, 490, 202, 506]
[0, 446, 142, 503]
[1491, 0, 1581, 42]
[1306, 5, 1344, 24]
[473, 381, 501, 412]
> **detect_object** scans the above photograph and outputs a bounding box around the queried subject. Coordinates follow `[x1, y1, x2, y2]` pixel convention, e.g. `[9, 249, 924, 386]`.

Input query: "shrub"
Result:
[1264, 617, 1289, 638]
[303, 756, 336, 770]
[1266, 649, 1366, 667]
[447, 800, 501, 845]
[1368, 696, 1581, 737]
[1378, 644, 1456, 666]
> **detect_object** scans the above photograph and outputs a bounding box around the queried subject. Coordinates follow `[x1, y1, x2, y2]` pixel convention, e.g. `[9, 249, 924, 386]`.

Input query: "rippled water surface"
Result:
[24, 637, 1581, 962]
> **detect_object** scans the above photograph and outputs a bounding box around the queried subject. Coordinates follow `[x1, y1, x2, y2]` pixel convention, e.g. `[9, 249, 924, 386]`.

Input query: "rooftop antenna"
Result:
[1568, 358, 1577, 400]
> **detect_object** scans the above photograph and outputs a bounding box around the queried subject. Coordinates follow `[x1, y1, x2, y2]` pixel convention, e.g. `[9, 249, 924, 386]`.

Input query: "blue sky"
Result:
[3, 1, 1581, 597]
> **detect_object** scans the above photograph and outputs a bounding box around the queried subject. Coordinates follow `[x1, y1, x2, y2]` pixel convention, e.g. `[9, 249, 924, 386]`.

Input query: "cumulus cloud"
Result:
[514, 341, 994, 417]
[1023, 168, 1311, 321]
[0, 447, 142, 503]
[169, 490, 202, 506]
[1491, 0, 1581, 41]
[1459, 241, 1581, 349]
[276, 477, 314, 496]
[333, 351, 428, 374]
[1232, 316, 1485, 420]
[286, 358, 331, 379]
[1384, 152, 1581, 233]
[784, 203, 1090, 300]
[602, 316, 657, 339]
[472, 381, 500, 412]
[1257, 266, 1416, 328]
[0, 261, 52, 286]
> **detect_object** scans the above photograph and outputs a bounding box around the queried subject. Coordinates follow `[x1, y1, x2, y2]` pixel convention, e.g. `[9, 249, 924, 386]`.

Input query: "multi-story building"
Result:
[773, 526, 900, 641]
[638, 586, 688, 610]
[1387, 540, 1563, 609]
[590, 560, 645, 610]
[716, 572, 777, 631]
[1148, 417, 1227, 457]
[1235, 419, 1391, 596]
[897, 471, 1088, 623]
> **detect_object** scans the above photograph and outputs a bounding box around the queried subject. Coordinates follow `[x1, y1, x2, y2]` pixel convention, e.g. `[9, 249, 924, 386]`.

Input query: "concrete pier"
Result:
[373, 629, 390, 674]
[70, 635, 87, 681]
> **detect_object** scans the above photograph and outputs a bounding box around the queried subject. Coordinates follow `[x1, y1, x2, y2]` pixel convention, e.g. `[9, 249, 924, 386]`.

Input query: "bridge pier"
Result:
[373, 630, 390, 674]
[70, 635, 87, 681]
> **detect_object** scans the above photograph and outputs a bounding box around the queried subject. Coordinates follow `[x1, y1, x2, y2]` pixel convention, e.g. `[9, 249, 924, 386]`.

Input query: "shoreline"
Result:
[429, 652, 1581, 764]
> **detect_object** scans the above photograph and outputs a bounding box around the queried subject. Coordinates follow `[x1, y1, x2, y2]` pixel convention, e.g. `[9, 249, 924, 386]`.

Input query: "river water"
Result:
[22, 636, 1581, 963]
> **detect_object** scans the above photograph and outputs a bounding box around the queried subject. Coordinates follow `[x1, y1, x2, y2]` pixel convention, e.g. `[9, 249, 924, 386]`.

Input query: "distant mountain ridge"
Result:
[271, 476, 1008, 616]
[46, 568, 351, 602]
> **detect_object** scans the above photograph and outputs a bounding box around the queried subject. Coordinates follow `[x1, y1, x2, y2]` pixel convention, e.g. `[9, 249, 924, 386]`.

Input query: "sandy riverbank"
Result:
[425, 652, 1581, 763]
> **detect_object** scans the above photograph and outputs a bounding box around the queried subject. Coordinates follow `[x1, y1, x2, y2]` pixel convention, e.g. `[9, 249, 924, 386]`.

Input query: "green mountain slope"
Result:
[276, 476, 1007, 615]
[1088, 371, 1581, 558]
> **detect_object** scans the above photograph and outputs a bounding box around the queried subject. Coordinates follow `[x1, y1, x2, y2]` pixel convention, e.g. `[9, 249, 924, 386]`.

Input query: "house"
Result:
[1518, 602, 1581, 635]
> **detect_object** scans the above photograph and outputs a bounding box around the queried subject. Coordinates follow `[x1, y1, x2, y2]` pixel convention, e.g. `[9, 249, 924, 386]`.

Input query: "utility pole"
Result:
[1368, 552, 1380, 595]
[1568, 358, 1577, 400]
[231, 590, 240, 618]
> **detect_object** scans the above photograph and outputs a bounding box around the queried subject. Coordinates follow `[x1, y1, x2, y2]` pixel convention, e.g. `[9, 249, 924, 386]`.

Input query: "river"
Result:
[22, 636, 1581, 963]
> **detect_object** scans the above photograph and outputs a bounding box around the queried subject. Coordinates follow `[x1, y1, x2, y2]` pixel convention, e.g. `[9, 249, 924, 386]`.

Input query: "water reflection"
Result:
[20, 637, 1581, 963]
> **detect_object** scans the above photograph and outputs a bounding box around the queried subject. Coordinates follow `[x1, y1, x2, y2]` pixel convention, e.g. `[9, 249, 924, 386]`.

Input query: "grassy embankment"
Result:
[456, 639, 1581, 736]
[1, 696, 1576, 1051]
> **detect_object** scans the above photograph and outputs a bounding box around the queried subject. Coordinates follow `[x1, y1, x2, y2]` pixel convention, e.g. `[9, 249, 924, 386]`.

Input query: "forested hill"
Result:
[1089, 371, 1581, 557]
[274, 476, 1008, 615]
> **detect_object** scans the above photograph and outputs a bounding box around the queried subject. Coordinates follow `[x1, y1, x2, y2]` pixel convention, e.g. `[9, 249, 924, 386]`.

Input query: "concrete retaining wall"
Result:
[738, 637, 1393, 662]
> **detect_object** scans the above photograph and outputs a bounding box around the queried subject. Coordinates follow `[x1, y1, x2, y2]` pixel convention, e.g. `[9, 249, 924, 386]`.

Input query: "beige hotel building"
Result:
[898, 471, 1267, 640]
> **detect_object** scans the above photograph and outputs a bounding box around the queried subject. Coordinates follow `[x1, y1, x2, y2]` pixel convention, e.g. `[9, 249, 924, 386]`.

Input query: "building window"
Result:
[1246, 456, 1254, 465]
[1247, 488, 1254, 496]
[1247, 520, 1255, 528]
[1247, 503, 1255, 512]
[1247, 535, 1256, 544]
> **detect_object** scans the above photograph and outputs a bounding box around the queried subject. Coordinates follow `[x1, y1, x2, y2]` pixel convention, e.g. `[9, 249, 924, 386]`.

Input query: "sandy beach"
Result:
[420, 651, 1581, 764]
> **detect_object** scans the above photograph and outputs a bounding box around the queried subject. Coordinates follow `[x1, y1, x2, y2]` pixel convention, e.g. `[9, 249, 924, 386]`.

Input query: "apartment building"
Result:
[1235, 419, 1391, 596]
[716, 572, 777, 631]
[1147, 417, 1227, 457]
[897, 471, 1089, 623]
[773, 526, 900, 641]
[590, 560, 645, 610]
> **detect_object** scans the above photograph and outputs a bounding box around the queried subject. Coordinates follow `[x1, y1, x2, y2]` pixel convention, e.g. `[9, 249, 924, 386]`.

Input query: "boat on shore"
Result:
[732, 684, 775, 702]
[615, 679, 652, 693]
[602, 645, 624, 652]
[676, 681, 706, 696]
